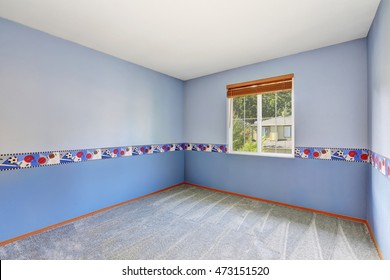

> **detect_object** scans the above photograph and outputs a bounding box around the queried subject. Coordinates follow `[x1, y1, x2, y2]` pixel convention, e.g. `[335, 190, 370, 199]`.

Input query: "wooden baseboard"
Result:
[364, 221, 384, 260]
[0, 182, 185, 246]
[184, 182, 366, 223]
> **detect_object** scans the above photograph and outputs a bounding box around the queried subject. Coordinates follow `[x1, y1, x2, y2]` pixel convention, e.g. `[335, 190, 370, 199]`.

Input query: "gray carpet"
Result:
[0, 184, 380, 260]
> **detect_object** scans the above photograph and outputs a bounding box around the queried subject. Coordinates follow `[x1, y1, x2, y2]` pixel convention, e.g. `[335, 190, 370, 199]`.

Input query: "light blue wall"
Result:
[184, 39, 369, 219]
[368, 1, 390, 157]
[0, 152, 184, 241]
[0, 18, 184, 242]
[185, 152, 367, 219]
[0, 18, 184, 154]
[367, 0, 390, 259]
[184, 39, 368, 148]
[368, 170, 390, 259]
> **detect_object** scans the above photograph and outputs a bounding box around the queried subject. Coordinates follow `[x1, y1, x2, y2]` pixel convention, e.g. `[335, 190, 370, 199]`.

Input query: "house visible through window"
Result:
[283, 126, 292, 138]
[227, 74, 294, 157]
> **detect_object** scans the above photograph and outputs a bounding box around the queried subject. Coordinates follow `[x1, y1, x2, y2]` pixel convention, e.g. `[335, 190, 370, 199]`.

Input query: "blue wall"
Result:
[185, 152, 367, 219]
[367, 0, 390, 259]
[0, 152, 184, 241]
[184, 39, 369, 220]
[184, 39, 368, 148]
[368, 170, 390, 259]
[0, 18, 184, 242]
[0, 18, 184, 154]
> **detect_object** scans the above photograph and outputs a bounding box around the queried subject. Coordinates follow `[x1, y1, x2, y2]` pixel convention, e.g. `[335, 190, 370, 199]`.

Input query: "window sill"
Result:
[227, 151, 295, 159]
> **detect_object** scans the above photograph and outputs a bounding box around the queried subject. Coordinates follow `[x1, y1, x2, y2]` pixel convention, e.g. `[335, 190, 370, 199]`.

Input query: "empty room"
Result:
[1, 0, 389, 267]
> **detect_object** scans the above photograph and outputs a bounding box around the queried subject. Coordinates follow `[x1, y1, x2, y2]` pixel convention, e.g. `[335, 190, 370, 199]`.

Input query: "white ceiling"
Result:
[0, 0, 381, 80]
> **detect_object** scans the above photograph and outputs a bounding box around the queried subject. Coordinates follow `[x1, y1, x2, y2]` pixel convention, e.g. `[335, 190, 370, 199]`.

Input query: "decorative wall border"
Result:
[294, 147, 389, 179]
[185, 144, 371, 164]
[182, 143, 228, 153]
[0, 143, 229, 172]
[294, 147, 370, 163]
[1, 143, 388, 180]
[0, 143, 185, 172]
[371, 151, 390, 179]
[186, 144, 389, 180]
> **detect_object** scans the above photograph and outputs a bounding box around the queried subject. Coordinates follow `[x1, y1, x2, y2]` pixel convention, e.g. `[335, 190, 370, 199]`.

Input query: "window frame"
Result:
[227, 76, 295, 158]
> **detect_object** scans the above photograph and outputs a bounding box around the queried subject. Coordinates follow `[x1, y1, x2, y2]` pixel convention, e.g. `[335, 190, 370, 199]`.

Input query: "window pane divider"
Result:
[257, 95, 262, 153]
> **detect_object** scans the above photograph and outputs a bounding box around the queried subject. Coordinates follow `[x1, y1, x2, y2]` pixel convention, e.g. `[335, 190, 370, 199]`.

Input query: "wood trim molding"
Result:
[184, 182, 366, 223]
[0, 182, 185, 246]
[365, 221, 384, 260]
[227, 80, 292, 98]
[226, 73, 294, 90]
[226, 74, 294, 98]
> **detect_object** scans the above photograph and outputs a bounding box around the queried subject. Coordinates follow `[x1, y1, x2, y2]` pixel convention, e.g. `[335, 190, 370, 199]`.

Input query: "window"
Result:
[283, 126, 292, 138]
[227, 74, 294, 157]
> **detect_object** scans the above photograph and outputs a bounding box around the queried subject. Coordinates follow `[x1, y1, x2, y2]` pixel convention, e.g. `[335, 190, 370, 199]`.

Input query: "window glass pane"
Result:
[233, 119, 245, 151]
[276, 139, 292, 154]
[275, 91, 292, 132]
[245, 95, 257, 119]
[262, 127, 270, 138]
[243, 121, 258, 152]
[233, 96, 245, 119]
[277, 126, 284, 139]
[260, 90, 292, 155]
[262, 93, 276, 119]
[283, 126, 291, 138]
[276, 91, 292, 118]
[233, 119, 258, 152]
[232, 95, 257, 152]
[262, 125, 277, 153]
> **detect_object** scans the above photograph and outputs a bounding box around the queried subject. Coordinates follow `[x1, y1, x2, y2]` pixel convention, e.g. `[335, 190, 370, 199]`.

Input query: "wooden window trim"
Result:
[226, 73, 294, 98]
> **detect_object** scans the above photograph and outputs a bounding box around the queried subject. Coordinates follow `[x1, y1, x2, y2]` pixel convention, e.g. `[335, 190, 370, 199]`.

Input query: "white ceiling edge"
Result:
[0, 0, 381, 80]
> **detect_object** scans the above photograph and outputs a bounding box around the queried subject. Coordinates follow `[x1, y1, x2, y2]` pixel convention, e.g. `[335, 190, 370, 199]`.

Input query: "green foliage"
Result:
[262, 91, 292, 118]
[232, 119, 258, 152]
[233, 96, 257, 119]
[261, 135, 267, 150]
[241, 141, 257, 152]
[232, 119, 244, 151]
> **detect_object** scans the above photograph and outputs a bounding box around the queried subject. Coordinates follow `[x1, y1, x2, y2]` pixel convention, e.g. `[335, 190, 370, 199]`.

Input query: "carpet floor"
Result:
[0, 184, 380, 260]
